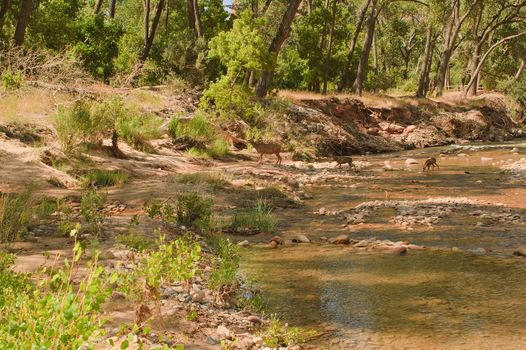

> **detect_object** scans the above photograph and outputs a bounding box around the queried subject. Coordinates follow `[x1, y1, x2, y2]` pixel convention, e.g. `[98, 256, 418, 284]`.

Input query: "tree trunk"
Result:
[261, 0, 272, 15]
[416, 24, 433, 98]
[351, 0, 376, 96]
[322, 0, 337, 94]
[0, 0, 13, 31]
[255, 0, 303, 98]
[93, 0, 104, 14]
[144, 0, 150, 48]
[192, 0, 203, 38]
[338, 0, 372, 92]
[110, 0, 116, 18]
[14, 0, 35, 46]
[516, 59, 525, 80]
[466, 43, 480, 96]
[140, 0, 164, 62]
[187, 0, 195, 32]
[435, 48, 451, 97]
[463, 31, 526, 98]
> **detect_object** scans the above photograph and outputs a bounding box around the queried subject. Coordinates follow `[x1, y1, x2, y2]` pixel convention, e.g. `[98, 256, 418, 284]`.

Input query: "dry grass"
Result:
[0, 88, 68, 124]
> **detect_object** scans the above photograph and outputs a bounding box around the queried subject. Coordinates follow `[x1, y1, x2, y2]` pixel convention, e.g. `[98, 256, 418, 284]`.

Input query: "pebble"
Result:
[296, 234, 311, 243]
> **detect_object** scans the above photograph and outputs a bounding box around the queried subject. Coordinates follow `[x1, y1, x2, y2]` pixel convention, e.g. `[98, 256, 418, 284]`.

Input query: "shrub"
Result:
[167, 115, 182, 139]
[81, 169, 130, 188]
[80, 188, 106, 235]
[208, 237, 240, 292]
[115, 216, 153, 252]
[230, 199, 276, 234]
[0, 188, 34, 243]
[1, 69, 24, 90]
[55, 101, 95, 154]
[47, 176, 67, 188]
[0, 252, 31, 301]
[176, 192, 214, 232]
[177, 112, 215, 143]
[260, 316, 316, 348]
[172, 172, 227, 190]
[117, 235, 201, 325]
[208, 138, 229, 158]
[116, 113, 163, 152]
[144, 200, 176, 223]
[0, 238, 114, 349]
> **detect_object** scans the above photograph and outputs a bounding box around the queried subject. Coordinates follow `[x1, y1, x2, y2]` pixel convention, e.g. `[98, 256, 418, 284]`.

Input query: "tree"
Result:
[140, 0, 165, 62]
[351, 0, 377, 96]
[322, 0, 338, 94]
[14, 0, 37, 46]
[0, 0, 13, 32]
[255, 0, 303, 98]
[434, 0, 480, 97]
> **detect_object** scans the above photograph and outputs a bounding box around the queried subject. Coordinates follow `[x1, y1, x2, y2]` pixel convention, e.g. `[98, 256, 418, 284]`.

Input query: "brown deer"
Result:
[248, 140, 282, 166]
[423, 157, 439, 171]
[332, 155, 354, 168]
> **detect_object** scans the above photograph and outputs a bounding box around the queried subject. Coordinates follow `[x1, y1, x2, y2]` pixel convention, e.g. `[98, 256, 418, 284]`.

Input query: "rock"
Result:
[511, 147, 520, 153]
[328, 234, 350, 245]
[237, 240, 250, 247]
[296, 234, 311, 243]
[216, 325, 231, 340]
[451, 247, 462, 253]
[403, 125, 417, 135]
[354, 240, 369, 248]
[246, 315, 262, 324]
[252, 337, 263, 346]
[472, 248, 486, 255]
[481, 157, 494, 162]
[407, 244, 426, 251]
[383, 164, 395, 171]
[270, 236, 283, 245]
[405, 158, 419, 165]
[192, 290, 206, 303]
[207, 336, 219, 345]
[513, 250, 526, 257]
[381, 246, 407, 255]
[105, 250, 117, 260]
[320, 236, 328, 241]
[236, 337, 255, 350]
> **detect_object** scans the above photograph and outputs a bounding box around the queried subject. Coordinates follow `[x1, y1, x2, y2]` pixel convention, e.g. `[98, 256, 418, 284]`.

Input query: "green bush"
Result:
[178, 112, 215, 143]
[116, 113, 163, 152]
[0, 240, 114, 349]
[80, 188, 106, 235]
[81, 169, 130, 188]
[1, 69, 24, 90]
[0, 188, 34, 243]
[208, 237, 240, 291]
[117, 235, 201, 325]
[172, 172, 227, 190]
[115, 216, 153, 252]
[176, 192, 214, 232]
[0, 252, 31, 301]
[230, 199, 276, 234]
[55, 101, 97, 154]
[260, 316, 316, 348]
[208, 138, 229, 158]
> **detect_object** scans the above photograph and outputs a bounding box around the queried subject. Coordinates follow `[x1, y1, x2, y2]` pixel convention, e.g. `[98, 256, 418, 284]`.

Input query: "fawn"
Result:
[248, 140, 282, 166]
[333, 155, 354, 168]
[423, 157, 439, 171]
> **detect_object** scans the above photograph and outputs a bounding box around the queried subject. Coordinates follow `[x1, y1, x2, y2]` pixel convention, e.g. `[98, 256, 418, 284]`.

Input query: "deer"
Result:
[332, 155, 354, 168]
[248, 140, 282, 166]
[423, 157, 439, 171]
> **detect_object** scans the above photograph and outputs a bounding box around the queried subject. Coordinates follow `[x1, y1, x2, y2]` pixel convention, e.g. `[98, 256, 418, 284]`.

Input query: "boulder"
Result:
[296, 234, 311, 243]
[403, 125, 417, 135]
[216, 325, 231, 340]
[513, 249, 526, 257]
[328, 234, 350, 245]
[237, 240, 250, 247]
[380, 246, 407, 255]
[405, 158, 419, 165]
[270, 236, 283, 245]
[191, 290, 206, 303]
[354, 240, 369, 248]
[268, 241, 278, 249]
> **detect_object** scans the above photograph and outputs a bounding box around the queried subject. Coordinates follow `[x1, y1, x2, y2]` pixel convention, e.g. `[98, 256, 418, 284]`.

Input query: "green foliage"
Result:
[208, 237, 240, 291]
[0, 188, 34, 243]
[73, 14, 124, 80]
[117, 235, 201, 323]
[172, 172, 227, 190]
[47, 176, 67, 188]
[230, 199, 276, 234]
[0, 253, 31, 301]
[208, 138, 229, 158]
[116, 113, 163, 152]
[0, 239, 114, 349]
[81, 169, 130, 188]
[1, 69, 24, 90]
[175, 192, 214, 233]
[174, 113, 215, 143]
[115, 216, 153, 252]
[186, 310, 199, 322]
[144, 199, 176, 223]
[260, 316, 316, 348]
[498, 77, 526, 107]
[55, 98, 161, 155]
[80, 188, 107, 235]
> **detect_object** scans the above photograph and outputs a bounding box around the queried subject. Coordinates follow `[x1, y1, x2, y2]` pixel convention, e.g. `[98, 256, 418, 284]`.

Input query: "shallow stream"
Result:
[240, 140, 526, 349]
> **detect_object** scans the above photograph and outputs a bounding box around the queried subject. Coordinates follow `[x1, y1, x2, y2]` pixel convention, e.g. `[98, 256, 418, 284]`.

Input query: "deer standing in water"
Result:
[248, 140, 282, 166]
[423, 157, 439, 171]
